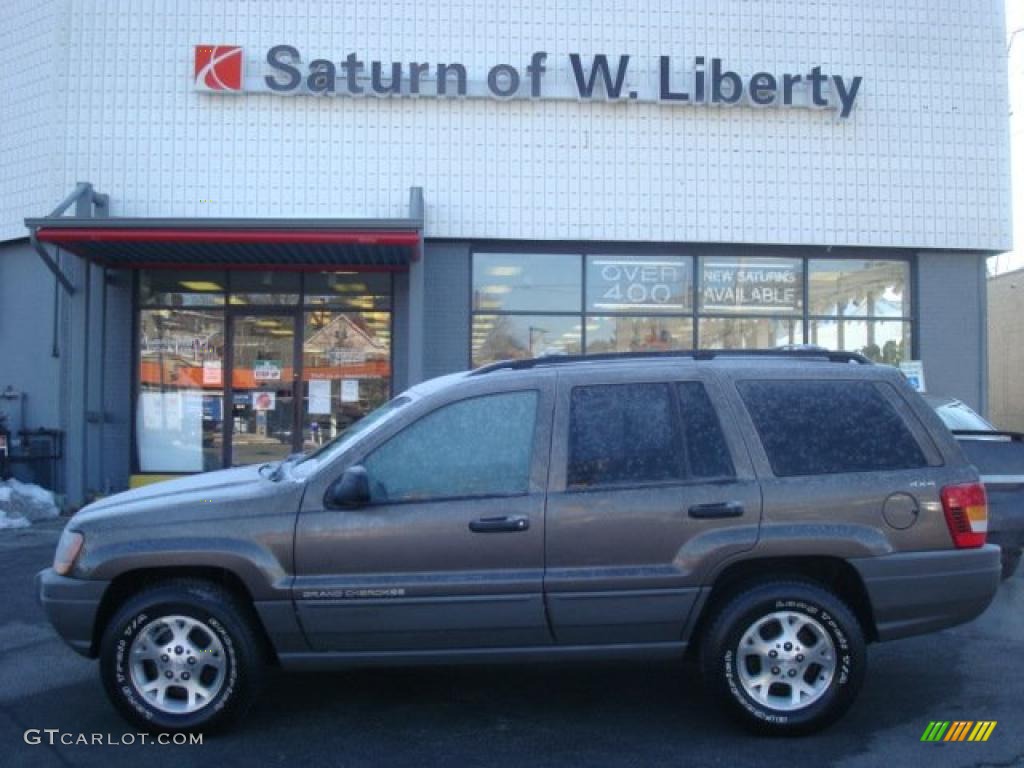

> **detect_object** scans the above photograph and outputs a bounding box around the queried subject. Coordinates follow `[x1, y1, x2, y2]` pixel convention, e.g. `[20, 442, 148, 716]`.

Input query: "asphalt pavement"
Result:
[2, 519, 1022, 768]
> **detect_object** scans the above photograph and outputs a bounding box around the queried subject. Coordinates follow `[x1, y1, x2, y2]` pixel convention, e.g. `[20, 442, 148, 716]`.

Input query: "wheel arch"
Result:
[91, 566, 279, 664]
[687, 556, 878, 655]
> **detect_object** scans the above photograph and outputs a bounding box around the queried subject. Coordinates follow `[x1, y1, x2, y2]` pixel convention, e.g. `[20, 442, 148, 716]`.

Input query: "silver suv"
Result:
[37, 350, 1001, 735]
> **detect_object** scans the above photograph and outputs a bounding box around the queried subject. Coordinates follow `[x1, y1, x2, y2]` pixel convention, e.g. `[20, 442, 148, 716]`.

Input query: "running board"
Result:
[278, 641, 687, 670]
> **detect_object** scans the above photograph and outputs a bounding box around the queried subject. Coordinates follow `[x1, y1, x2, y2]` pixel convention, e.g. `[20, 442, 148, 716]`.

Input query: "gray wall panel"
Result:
[916, 251, 987, 412]
[422, 242, 471, 379]
[0, 242, 60, 433]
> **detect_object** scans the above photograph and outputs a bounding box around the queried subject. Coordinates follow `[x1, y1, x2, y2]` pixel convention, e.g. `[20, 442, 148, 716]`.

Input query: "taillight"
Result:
[940, 482, 988, 549]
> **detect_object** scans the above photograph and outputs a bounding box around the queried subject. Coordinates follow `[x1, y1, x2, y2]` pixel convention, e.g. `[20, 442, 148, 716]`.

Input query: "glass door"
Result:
[227, 311, 299, 466]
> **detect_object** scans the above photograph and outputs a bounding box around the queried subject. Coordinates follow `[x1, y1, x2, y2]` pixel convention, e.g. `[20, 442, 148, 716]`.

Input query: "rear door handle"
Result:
[469, 515, 530, 533]
[688, 502, 745, 519]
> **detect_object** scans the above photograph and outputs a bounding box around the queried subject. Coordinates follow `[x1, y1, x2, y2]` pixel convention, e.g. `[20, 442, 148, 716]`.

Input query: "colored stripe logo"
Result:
[921, 721, 997, 742]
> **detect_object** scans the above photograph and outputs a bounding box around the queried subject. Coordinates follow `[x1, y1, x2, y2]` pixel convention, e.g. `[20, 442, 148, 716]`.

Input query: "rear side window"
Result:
[678, 382, 735, 479]
[568, 383, 680, 488]
[737, 380, 927, 477]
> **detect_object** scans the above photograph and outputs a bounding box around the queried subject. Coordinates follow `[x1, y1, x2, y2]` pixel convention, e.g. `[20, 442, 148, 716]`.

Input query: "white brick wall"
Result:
[0, 0, 1012, 250]
[0, 0, 65, 242]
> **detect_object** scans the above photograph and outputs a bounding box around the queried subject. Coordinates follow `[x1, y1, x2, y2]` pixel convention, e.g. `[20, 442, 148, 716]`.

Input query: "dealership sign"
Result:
[194, 45, 864, 118]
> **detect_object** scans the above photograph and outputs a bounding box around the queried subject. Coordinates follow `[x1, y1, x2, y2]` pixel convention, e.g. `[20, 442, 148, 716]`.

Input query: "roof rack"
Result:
[469, 348, 873, 376]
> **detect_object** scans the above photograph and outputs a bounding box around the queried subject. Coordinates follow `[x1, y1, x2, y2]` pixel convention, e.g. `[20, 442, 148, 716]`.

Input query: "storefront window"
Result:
[471, 252, 911, 365]
[471, 253, 695, 366]
[137, 270, 391, 472]
[137, 308, 225, 472]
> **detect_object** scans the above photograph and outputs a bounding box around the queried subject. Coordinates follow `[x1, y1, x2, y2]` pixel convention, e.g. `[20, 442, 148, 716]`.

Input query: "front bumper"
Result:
[850, 545, 1001, 642]
[36, 568, 110, 658]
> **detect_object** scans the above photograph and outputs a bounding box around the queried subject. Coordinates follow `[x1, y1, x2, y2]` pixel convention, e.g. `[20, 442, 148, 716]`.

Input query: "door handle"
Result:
[688, 501, 745, 519]
[469, 515, 530, 533]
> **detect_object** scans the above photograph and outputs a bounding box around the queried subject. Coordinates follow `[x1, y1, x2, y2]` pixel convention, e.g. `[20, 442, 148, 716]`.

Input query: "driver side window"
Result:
[362, 391, 538, 503]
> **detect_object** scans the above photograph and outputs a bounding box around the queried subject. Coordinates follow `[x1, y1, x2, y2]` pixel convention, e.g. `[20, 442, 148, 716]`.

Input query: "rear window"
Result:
[737, 380, 927, 477]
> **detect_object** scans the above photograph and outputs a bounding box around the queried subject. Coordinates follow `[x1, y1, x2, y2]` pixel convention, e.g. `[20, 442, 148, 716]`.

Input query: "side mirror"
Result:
[325, 465, 371, 509]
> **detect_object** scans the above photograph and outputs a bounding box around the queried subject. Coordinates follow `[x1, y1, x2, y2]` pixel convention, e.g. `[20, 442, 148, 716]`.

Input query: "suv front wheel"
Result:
[99, 580, 264, 733]
[700, 580, 866, 735]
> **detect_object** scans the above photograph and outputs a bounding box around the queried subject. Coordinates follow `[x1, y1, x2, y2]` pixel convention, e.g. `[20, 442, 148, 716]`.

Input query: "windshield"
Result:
[296, 395, 413, 467]
[932, 400, 995, 431]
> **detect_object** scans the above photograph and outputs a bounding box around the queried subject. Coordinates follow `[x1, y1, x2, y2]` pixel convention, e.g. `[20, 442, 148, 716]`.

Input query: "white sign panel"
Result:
[899, 361, 926, 392]
[253, 360, 283, 382]
[308, 379, 332, 414]
[341, 379, 360, 403]
[253, 391, 276, 411]
[202, 359, 222, 386]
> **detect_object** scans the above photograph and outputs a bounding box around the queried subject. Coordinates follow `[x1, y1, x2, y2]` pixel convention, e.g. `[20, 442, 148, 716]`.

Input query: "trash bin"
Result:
[7, 429, 63, 491]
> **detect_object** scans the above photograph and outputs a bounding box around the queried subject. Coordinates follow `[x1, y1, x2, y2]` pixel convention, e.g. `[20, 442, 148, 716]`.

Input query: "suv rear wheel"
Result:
[99, 579, 264, 733]
[700, 580, 866, 735]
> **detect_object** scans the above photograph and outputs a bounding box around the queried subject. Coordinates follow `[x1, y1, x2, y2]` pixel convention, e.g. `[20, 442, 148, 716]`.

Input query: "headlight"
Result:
[53, 529, 84, 576]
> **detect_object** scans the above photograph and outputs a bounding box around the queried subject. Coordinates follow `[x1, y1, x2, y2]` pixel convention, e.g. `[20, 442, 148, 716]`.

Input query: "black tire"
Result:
[1001, 548, 1022, 580]
[700, 580, 866, 736]
[99, 579, 264, 733]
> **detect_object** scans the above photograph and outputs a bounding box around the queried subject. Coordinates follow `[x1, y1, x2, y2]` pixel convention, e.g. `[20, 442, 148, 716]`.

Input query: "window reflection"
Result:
[808, 260, 909, 317]
[302, 311, 391, 451]
[228, 271, 300, 305]
[699, 317, 804, 349]
[472, 315, 582, 366]
[304, 272, 392, 311]
[140, 270, 226, 307]
[586, 317, 693, 354]
[808, 319, 910, 364]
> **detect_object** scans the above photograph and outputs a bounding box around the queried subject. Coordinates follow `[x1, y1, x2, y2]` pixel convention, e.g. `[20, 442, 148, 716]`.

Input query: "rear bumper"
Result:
[35, 568, 109, 658]
[850, 545, 1001, 642]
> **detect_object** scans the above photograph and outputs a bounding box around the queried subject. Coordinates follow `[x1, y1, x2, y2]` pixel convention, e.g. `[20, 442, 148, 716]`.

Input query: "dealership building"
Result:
[0, 0, 1011, 505]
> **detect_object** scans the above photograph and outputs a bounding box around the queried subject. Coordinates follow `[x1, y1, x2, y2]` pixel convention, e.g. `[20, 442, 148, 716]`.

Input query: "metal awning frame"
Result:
[27, 182, 109, 294]
[25, 183, 425, 295]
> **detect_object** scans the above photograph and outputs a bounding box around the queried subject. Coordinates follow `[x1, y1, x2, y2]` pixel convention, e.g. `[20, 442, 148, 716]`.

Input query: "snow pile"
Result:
[0, 479, 60, 529]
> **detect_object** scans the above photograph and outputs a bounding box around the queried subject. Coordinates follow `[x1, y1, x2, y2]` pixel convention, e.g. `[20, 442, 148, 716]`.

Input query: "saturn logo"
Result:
[194, 45, 244, 91]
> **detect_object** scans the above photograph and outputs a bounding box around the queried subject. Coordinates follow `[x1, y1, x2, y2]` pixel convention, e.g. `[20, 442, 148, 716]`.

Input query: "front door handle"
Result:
[469, 515, 530, 533]
[688, 501, 745, 519]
